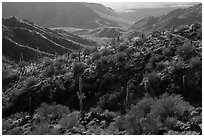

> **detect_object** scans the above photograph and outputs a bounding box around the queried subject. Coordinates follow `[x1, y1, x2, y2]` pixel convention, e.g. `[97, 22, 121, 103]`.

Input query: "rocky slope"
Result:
[2, 2, 132, 29]
[2, 16, 97, 62]
[2, 22, 202, 135]
[131, 4, 202, 34]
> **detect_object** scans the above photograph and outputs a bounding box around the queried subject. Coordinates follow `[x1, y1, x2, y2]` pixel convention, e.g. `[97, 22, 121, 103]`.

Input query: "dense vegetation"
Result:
[2, 22, 202, 135]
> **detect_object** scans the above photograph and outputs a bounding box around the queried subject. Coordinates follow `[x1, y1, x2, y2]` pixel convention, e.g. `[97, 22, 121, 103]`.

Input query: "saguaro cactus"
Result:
[29, 97, 32, 115]
[77, 77, 85, 112]
[126, 84, 130, 107]
[36, 47, 39, 59]
[67, 51, 70, 60]
[19, 53, 25, 80]
[182, 75, 186, 95]
[78, 51, 81, 62]
[50, 87, 56, 104]
[21, 53, 24, 62]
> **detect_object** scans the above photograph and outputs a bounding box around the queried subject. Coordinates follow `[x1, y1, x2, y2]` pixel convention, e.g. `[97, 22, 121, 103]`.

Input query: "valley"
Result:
[2, 2, 202, 135]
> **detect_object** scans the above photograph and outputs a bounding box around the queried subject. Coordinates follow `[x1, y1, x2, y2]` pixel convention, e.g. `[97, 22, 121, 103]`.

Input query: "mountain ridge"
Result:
[2, 16, 97, 62]
[131, 3, 202, 34]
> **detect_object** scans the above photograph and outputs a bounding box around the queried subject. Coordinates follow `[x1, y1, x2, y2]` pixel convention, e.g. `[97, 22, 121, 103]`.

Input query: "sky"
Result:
[100, 2, 199, 12]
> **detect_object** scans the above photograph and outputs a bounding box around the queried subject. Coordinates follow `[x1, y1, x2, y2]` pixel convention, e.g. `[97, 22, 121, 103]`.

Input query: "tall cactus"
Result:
[67, 51, 69, 60]
[19, 53, 25, 80]
[78, 51, 81, 62]
[182, 75, 186, 95]
[126, 84, 130, 107]
[77, 77, 85, 112]
[36, 47, 39, 59]
[29, 97, 32, 115]
[21, 53, 24, 62]
[50, 89, 53, 104]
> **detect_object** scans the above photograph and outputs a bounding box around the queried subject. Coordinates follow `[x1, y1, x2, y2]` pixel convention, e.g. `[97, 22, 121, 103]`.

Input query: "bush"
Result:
[83, 47, 91, 56]
[170, 60, 186, 74]
[156, 62, 166, 71]
[150, 93, 191, 121]
[24, 77, 38, 89]
[176, 43, 197, 60]
[91, 52, 101, 62]
[100, 48, 114, 56]
[30, 123, 60, 135]
[125, 97, 154, 134]
[114, 52, 127, 63]
[98, 92, 125, 112]
[124, 93, 192, 135]
[70, 52, 78, 60]
[118, 44, 128, 52]
[189, 57, 201, 69]
[2, 68, 11, 80]
[34, 103, 70, 124]
[59, 111, 80, 129]
[144, 72, 162, 96]
[72, 62, 86, 75]
[42, 64, 55, 78]
[53, 59, 64, 73]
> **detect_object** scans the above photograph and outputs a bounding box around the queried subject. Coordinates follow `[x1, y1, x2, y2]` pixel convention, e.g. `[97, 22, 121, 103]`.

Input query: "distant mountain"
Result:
[2, 2, 132, 29]
[118, 6, 193, 23]
[131, 4, 202, 34]
[2, 16, 97, 62]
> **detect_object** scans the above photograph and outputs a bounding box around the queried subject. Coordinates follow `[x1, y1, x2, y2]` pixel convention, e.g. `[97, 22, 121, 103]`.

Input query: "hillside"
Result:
[2, 16, 97, 62]
[118, 6, 193, 22]
[131, 4, 202, 34]
[2, 2, 132, 29]
[2, 22, 202, 135]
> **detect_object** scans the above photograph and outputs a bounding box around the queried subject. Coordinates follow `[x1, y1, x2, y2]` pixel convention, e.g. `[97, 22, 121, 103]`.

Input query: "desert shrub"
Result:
[53, 59, 64, 73]
[100, 56, 111, 66]
[118, 44, 128, 52]
[24, 77, 38, 89]
[188, 57, 201, 69]
[124, 93, 192, 135]
[59, 111, 80, 129]
[170, 60, 186, 74]
[100, 48, 114, 56]
[91, 52, 101, 62]
[30, 123, 60, 135]
[172, 36, 183, 44]
[144, 72, 162, 96]
[34, 103, 70, 124]
[2, 68, 11, 80]
[41, 64, 55, 78]
[144, 50, 152, 61]
[114, 52, 127, 63]
[126, 46, 136, 55]
[83, 47, 91, 56]
[98, 92, 125, 112]
[2, 68, 19, 89]
[156, 62, 166, 71]
[114, 116, 126, 130]
[2, 119, 12, 132]
[176, 43, 197, 60]
[42, 57, 52, 67]
[72, 62, 86, 75]
[163, 117, 177, 129]
[165, 130, 200, 135]
[70, 52, 78, 60]
[6, 127, 24, 135]
[150, 93, 191, 121]
[125, 97, 154, 134]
